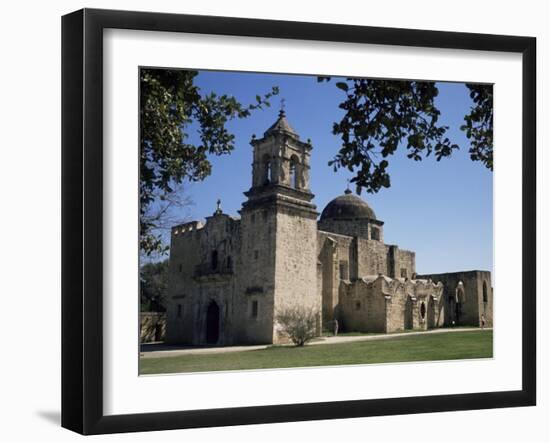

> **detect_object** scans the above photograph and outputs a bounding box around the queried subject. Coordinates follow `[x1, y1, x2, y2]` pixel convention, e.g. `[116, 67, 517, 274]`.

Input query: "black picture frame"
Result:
[62, 8, 536, 435]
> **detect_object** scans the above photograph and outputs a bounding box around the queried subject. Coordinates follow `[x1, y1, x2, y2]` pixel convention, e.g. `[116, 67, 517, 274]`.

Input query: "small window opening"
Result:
[211, 250, 218, 270]
[251, 300, 258, 318]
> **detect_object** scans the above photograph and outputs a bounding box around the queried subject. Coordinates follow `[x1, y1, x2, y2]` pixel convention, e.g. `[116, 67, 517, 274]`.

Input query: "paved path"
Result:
[141, 327, 490, 359]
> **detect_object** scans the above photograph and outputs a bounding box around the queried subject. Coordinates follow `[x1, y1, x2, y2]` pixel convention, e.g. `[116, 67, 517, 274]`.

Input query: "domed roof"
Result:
[320, 189, 377, 221]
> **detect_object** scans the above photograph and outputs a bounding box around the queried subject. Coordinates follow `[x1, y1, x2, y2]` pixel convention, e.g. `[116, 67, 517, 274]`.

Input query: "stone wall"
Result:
[416, 270, 493, 327]
[317, 218, 384, 242]
[166, 214, 241, 345]
[166, 220, 203, 344]
[339, 276, 444, 333]
[274, 206, 321, 342]
[396, 249, 416, 279]
[235, 206, 277, 344]
[356, 238, 389, 276]
[317, 231, 354, 328]
[339, 279, 387, 332]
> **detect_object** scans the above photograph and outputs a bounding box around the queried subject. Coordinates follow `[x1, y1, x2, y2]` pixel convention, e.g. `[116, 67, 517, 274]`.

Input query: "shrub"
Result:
[276, 306, 319, 346]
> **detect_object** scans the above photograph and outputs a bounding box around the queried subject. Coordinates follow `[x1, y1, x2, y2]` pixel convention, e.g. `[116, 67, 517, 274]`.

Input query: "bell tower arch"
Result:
[250, 109, 313, 194]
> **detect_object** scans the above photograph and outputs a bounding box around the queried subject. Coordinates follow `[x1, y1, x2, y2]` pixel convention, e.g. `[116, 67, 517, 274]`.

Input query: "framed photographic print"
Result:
[61, 8, 536, 435]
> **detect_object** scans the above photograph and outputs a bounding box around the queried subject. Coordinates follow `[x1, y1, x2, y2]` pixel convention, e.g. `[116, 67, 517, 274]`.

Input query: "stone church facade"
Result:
[165, 111, 493, 346]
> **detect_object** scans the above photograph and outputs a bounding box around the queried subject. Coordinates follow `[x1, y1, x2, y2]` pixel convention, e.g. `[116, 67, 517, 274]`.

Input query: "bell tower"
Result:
[248, 108, 314, 200]
[237, 109, 321, 344]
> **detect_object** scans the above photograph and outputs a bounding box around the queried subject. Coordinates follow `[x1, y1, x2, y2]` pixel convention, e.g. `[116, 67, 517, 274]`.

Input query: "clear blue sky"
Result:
[165, 70, 493, 275]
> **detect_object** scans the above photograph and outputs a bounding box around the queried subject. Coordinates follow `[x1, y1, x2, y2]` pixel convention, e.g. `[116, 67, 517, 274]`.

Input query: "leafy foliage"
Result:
[320, 77, 493, 194]
[140, 260, 169, 312]
[319, 77, 458, 194]
[140, 68, 279, 255]
[276, 306, 319, 346]
[461, 84, 493, 170]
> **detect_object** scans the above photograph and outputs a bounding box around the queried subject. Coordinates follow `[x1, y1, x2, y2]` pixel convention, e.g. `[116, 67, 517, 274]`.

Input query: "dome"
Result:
[320, 189, 377, 220]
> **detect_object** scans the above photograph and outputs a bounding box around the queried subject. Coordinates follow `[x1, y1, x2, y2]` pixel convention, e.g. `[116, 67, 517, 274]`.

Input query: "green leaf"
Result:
[336, 82, 349, 92]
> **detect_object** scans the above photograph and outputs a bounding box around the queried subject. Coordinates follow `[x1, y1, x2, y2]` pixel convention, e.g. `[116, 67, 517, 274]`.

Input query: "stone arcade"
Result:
[165, 111, 493, 345]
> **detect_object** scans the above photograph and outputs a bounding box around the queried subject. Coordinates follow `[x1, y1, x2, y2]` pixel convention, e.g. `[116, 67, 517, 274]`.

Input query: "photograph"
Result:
[0, 0, 543, 439]
[138, 68, 494, 375]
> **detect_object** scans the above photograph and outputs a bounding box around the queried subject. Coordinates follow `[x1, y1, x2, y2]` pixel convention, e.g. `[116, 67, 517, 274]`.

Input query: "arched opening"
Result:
[420, 301, 426, 320]
[263, 154, 272, 184]
[448, 295, 455, 326]
[289, 156, 299, 189]
[206, 301, 220, 344]
[455, 298, 463, 325]
[211, 250, 218, 270]
[404, 296, 414, 329]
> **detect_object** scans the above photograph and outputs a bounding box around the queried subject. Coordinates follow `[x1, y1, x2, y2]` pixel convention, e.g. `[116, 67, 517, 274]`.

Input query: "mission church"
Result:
[166, 110, 493, 345]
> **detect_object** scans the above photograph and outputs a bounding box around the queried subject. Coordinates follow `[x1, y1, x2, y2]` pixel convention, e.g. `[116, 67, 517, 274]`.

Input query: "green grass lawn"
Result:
[140, 330, 492, 375]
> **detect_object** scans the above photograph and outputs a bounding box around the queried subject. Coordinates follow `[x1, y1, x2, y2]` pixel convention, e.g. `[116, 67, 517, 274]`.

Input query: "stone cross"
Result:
[214, 198, 222, 215]
[280, 98, 286, 113]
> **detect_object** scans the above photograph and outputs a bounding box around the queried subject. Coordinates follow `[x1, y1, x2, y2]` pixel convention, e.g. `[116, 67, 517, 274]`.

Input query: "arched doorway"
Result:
[206, 301, 220, 345]
[448, 296, 456, 325]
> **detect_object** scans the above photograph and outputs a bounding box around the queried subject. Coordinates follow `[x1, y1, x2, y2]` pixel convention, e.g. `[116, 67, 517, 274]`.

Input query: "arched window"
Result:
[289, 156, 299, 189]
[420, 302, 426, 320]
[456, 284, 465, 303]
[454, 282, 465, 325]
[211, 250, 218, 270]
[483, 281, 488, 303]
[263, 154, 272, 184]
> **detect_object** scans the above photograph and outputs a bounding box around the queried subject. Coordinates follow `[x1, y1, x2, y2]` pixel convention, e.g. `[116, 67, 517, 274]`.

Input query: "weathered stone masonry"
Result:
[165, 111, 493, 345]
